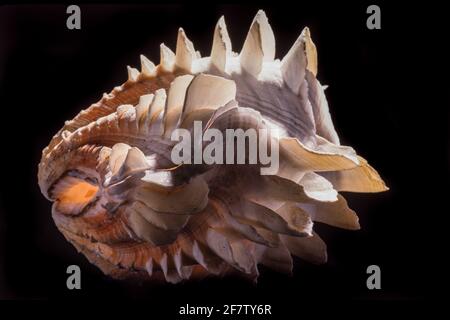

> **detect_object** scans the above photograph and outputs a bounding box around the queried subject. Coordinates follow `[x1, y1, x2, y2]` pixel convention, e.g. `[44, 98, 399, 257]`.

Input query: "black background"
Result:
[0, 0, 447, 311]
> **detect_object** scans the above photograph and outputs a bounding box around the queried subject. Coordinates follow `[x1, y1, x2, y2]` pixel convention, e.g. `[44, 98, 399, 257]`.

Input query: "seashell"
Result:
[37, 10, 387, 283]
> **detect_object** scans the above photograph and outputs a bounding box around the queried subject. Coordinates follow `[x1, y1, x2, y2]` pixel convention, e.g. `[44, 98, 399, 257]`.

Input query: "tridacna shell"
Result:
[38, 10, 387, 283]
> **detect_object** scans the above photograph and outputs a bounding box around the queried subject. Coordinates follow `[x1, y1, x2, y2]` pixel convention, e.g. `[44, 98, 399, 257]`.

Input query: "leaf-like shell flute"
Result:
[38, 10, 387, 283]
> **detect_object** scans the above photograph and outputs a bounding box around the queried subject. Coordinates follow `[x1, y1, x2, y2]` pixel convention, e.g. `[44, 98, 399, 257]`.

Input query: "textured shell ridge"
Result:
[37, 9, 388, 284]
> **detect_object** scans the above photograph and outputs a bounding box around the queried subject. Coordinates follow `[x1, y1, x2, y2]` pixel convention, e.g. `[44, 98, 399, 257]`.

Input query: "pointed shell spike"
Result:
[240, 10, 275, 76]
[140, 54, 156, 76]
[160, 43, 175, 71]
[302, 27, 318, 76]
[281, 29, 308, 94]
[127, 66, 140, 82]
[175, 28, 196, 72]
[211, 16, 232, 73]
[282, 26, 318, 82]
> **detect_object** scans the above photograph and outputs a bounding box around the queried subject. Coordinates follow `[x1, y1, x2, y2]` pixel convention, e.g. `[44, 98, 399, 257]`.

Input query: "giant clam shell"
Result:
[37, 10, 387, 283]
